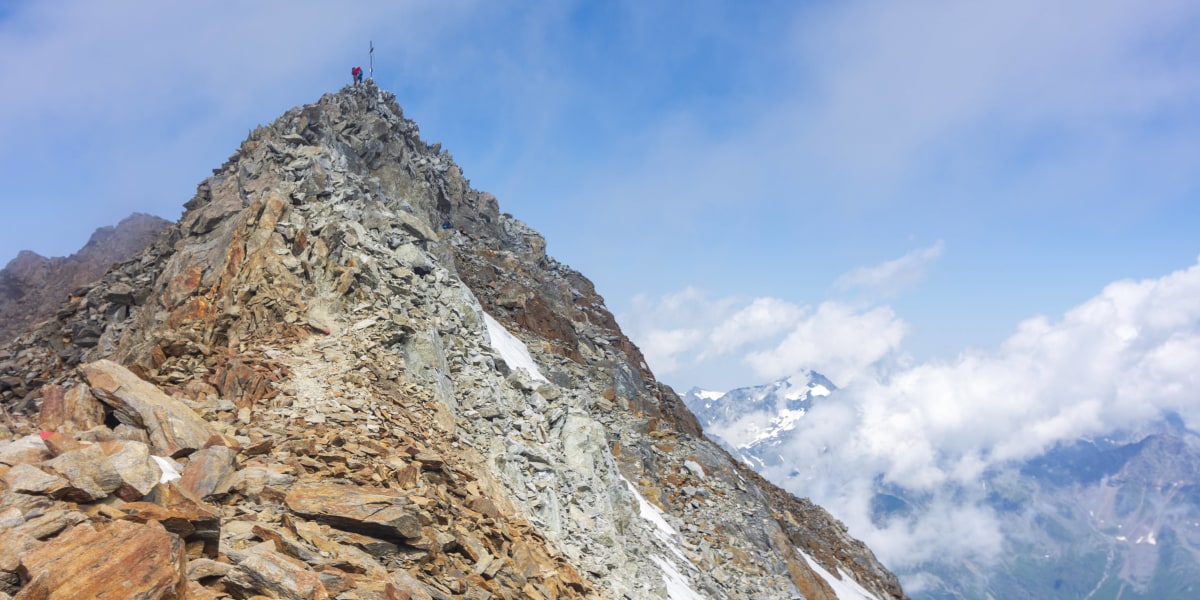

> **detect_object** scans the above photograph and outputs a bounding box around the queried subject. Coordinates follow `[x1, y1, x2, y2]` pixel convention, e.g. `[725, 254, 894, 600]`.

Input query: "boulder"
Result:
[81, 360, 215, 457]
[0, 508, 88, 572]
[177, 444, 237, 499]
[121, 483, 220, 557]
[0, 464, 69, 498]
[43, 444, 121, 502]
[99, 439, 162, 500]
[0, 435, 50, 467]
[17, 519, 186, 599]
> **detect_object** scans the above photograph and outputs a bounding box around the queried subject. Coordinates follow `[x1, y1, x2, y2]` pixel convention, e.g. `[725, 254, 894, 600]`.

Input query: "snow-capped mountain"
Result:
[682, 371, 834, 454]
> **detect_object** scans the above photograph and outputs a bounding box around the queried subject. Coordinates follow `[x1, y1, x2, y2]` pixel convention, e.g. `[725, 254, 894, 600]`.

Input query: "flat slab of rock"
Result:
[0, 508, 88, 572]
[81, 359, 215, 457]
[1, 464, 69, 498]
[224, 541, 328, 600]
[285, 483, 422, 541]
[18, 519, 186, 599]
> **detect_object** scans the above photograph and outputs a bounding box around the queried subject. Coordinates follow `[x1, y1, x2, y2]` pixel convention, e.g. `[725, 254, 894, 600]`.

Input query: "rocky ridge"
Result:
[0, 81, 905, 599]
[0, 213, 171, 346]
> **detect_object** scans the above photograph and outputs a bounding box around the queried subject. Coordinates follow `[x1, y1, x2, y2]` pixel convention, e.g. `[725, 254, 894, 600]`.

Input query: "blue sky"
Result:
[2, 0, 1199, 392]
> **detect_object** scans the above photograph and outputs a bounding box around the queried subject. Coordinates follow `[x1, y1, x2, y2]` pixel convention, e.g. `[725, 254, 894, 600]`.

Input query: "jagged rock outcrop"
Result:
[0, 213, 170, 345]
[0, 81, 905, 599]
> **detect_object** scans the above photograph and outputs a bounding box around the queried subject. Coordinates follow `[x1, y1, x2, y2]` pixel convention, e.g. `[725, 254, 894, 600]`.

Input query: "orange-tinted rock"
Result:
[17, 519, 186, 599]
[81, 359, 215, 457]
[123, 482, 221, 557]
[385, 569, 433, 600]
[178, 445, 237, 500]
[37, 383, 104, 433]
[38, 432, 84, 457]
[224, 541, 328, 600]
[0, 508, 87, 572]
[0, 464, 69, 498]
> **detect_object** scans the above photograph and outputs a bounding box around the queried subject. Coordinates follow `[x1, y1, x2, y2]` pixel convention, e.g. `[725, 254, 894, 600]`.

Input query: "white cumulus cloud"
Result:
[706, 297, 806, 357]
[746, 302, 910, 385]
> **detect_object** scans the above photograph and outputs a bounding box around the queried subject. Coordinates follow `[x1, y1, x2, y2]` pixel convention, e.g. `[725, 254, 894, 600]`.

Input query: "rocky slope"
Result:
[0, 213, 170, 345]
[0, 81, 904, 599]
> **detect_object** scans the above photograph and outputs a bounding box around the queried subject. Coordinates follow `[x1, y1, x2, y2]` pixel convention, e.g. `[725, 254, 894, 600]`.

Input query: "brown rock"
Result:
[43, 444, 121, 502]
[0, 508, 88, 572]
[285, 483, 422, 541]
[252, 524, 324, 563]
[224, 541, 328, 600]
[98, 439, 162, 500]
[37, 383, 105, 433]
[186, 557, 233, 581]
[122, 483, 221, 557]
[81, 359, 215, 457]
[385, 569, 433, 600]
[17, 519, 186, 599]
[185, 580, 228, 600]
[178, 445, 237, 499]
[0, 464, 69, 498]
[0, 435, 50, 467]
[38, 432, 83, 457]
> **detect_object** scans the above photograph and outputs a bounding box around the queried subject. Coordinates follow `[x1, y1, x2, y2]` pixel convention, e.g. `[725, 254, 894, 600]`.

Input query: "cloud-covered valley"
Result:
[626, 252, 1200, 576]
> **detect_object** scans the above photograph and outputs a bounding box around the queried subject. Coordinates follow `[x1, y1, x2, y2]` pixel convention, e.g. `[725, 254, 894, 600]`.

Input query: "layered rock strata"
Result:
[0, 81, 905, 599]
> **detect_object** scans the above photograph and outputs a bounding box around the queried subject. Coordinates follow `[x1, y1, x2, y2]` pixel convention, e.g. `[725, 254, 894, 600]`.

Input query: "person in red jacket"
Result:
[352, 66, 363, 85]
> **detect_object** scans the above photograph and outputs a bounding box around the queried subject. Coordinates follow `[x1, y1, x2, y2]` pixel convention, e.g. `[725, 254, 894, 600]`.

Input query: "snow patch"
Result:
[619, 472, 693, 566]
[695, 389, 725, 401]
[797, 547, 882, 600]
[650, 555, 706, 600]
[482, 312, 548, 382]
[620, 473, 678, 538]
[810, 383, 831, 397]
[152, 455, 182, 483]
[740, 407, 808, 448]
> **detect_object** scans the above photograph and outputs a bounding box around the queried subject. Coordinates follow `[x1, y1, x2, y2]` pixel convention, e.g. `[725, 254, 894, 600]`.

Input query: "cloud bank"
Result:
[757, 258, 1200, 572]
[628, 254, 1200, 576]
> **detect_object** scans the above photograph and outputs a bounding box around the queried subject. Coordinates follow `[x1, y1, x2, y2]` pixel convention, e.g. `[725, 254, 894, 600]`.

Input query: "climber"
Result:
[352, 66, 363, 86]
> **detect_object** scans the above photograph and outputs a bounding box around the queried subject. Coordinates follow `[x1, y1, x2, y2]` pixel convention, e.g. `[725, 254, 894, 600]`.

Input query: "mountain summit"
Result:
[0, 81, 904, 599]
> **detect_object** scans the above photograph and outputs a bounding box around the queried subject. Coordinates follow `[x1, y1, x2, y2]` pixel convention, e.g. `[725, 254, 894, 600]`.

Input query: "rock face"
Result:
[0, 81, 905, 599]
[0, 212, 170, 345]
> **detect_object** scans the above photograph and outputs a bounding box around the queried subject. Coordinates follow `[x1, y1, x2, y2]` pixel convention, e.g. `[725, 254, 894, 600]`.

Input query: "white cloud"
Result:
[706, 297, 806, 357]
[621, 288, 738, 378]
[834, 241, 944, 296]
[622, 291, 906, 390]
[746, 302, 910, 385]
[748, 258, 1200, 571]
